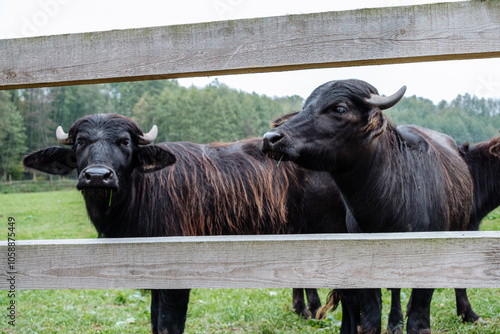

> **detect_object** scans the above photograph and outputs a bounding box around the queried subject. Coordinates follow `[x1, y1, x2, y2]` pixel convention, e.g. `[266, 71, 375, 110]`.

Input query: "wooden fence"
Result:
[1, 1, 499, 89]
[1, 232, 500, 290]
[1, 1, 500, 291]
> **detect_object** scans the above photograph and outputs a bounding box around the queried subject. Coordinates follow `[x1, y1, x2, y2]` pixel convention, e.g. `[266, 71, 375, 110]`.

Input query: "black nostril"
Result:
[263, 131, 283, 144]
[103, 171, 112, 180]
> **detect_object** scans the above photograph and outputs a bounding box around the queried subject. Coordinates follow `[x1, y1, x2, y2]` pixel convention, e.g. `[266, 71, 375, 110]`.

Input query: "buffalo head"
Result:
[23, 114, 176, 200]
[262, 79, 406, 171]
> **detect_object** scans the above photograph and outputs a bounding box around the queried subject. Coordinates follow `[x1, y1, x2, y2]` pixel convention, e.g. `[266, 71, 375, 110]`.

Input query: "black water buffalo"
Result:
[270, 112, 487, 333]
[461, 136, 500, 232]
[455, 136, 500, 323]
[23, 113, 347, 334]
[263, 79, 473, 334]
[386, 136, 500, 329]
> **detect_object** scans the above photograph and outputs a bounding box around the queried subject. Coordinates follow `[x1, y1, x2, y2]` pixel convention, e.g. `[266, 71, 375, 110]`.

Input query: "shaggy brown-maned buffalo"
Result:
[23, 113, 346, 334]
[461, 136, 500, 232]
[263, 79, 473, 334]
[386, 136, 500, 330]
[457, 136, 500, 322]
[271, 110, 487, 332]
[385, 136, 500, 330]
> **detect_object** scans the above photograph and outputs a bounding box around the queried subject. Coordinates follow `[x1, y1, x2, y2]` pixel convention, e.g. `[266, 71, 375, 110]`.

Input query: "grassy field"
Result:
[1, 190, 499, 333]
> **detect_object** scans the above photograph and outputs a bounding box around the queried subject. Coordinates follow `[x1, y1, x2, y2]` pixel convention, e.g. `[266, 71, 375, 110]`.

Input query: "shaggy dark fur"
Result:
[461, 136, 500, 231]
[263, 79, 473, 334]
[23, 113, 347, 334]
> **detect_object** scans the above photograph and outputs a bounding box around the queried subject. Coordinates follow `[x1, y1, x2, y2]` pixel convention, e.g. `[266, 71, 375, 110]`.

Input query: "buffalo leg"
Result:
[359, 289, 382, 334]
[455, 288, 481, 323]
[338, 289, 381, 334]
[151, 290, 159, 332]
[338, 289, 360, 334]
[292, 289, 310, 318]
[387, 288, 404, 334]
[406, 288, 434, 334]
[151, 289, 190, 334]
[305, 288, 321, 318]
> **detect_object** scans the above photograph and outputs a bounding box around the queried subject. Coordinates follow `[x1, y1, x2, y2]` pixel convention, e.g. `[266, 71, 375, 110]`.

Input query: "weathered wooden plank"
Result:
[1, 1, 499, 90]
[1, 232, 499, 290]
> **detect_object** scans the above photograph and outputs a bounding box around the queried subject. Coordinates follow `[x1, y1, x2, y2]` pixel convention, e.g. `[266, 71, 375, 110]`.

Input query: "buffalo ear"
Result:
[134, 145, 177, 173]
[490, 142, 500, 157]
[271, 112, 299, 128]
[364, 109, 387, 141]
[23, 147, 77, 175]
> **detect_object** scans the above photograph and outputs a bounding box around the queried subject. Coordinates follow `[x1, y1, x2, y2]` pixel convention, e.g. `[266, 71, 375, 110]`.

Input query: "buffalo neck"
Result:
[82, 173, 160, 238]
[331, 132, 398, 232]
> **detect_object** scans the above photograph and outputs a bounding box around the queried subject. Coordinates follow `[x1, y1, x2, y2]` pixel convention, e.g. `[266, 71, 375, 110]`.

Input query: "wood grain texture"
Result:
[1, 232, 499, 290]
[1, 1, 499, 89]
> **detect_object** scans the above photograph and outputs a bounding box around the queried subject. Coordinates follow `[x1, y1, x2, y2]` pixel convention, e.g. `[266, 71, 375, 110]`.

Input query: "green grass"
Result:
[484, 209, 500, 231]
[0, 190, 96, 240]
[1, 190, 499, 333]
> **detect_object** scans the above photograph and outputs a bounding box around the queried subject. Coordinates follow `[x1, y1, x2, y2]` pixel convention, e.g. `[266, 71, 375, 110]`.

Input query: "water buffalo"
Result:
[461, 136, 500, 232]
[262, 79, 473, 334]
[272, 111, 487, 332]
[23, 113, 347, 333]
[385, 135, 500, 330]
[456, 136, 500, 323]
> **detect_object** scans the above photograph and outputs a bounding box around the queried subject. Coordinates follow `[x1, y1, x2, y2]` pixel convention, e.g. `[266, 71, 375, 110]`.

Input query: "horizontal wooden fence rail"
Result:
[2, 232, 499, 290]
[1, 1, 500, 90]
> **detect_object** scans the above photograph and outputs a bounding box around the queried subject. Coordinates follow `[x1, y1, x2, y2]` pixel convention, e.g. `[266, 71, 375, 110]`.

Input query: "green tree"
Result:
[0, 91, 27, 181]
[132, 91, 157, 130]
[10, 78, 500, 174]
[386, 95, 500, 144]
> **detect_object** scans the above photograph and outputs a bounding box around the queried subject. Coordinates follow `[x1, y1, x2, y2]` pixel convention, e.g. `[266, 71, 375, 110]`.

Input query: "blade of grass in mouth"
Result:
[109, 189, 113, 207]
[277, 154, 284, 167]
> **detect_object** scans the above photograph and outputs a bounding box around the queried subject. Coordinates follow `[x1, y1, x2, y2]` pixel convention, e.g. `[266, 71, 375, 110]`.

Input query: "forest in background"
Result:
[1, 78, 500, 182]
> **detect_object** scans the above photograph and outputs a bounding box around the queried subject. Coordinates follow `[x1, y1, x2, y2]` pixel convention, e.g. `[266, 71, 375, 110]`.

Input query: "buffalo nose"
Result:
[263, 131, 283, 145]
[82, 167, 114, 185]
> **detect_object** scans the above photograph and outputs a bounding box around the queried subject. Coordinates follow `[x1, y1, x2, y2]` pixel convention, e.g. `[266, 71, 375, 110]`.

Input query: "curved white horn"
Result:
[138, 125, 158, 145]
[56, 126, 73, 145]
[365, 85, 407, 110]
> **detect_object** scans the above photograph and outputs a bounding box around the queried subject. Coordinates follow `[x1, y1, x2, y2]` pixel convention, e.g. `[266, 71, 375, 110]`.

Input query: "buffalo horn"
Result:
[365, 85, 407, 110]
[138, 125, 158, 145]
[56, 126, 73, 145]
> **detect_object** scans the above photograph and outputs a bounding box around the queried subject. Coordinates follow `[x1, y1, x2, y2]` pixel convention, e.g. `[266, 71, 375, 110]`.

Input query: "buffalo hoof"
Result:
[292, 294, 311, 318]
[386, 324, 403, 334]
[460, 309, 481, 323]
[357, 325, 381, 334]
[458, 309, 487, 326]
[387, 308, 403, 334]
[293, 305, 311, 319]
[406, 326, 431, 334]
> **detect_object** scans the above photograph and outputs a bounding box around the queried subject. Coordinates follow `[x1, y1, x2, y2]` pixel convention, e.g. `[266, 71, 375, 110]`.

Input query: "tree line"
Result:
[1, 79, 500, 182]
[385, 94, 500, 144]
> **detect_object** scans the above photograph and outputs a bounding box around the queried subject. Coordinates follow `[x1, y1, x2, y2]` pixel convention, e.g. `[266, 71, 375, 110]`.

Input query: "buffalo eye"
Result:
[333, 106, 347, 114]
[75, 138, 88, 148]
[118, 138, 131, 147]
[324, 105, 347, 115]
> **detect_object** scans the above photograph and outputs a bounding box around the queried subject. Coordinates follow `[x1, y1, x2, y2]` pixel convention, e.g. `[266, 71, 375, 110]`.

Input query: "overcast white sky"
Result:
[1, 0, 499, 103]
